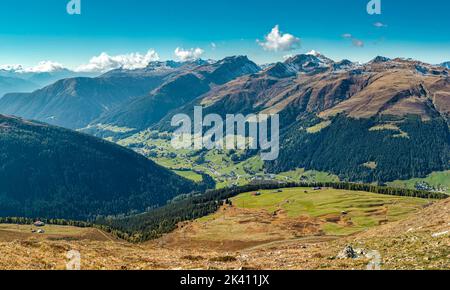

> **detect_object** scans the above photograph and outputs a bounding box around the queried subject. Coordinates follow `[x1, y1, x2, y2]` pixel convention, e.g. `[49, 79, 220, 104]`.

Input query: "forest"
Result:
[267, 115, 450, 183]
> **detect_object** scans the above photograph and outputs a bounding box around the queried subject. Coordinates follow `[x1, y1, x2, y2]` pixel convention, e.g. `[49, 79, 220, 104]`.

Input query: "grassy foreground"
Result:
[229, 187, 430, 236]
[177, 187, 432, 246]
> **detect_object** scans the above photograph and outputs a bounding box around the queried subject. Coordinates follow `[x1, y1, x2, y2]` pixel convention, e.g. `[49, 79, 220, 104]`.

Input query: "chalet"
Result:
[34, 221, 45, 227]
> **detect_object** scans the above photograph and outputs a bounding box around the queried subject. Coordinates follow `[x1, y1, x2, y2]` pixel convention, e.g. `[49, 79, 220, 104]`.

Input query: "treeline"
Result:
[96, 181, 448, 243]
[0, 217, 93, 228]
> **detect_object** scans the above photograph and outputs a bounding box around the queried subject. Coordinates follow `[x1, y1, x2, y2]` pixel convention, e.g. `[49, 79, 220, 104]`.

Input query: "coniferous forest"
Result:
[267, 115, 450, 182]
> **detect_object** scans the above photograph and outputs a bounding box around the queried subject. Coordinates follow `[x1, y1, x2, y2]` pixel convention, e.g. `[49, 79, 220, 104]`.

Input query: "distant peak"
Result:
[370, 56, 391, 63]
[219, 55, 251, 63]
[306, 50, 322, 57]
[440, 61, 450, 69]
[146, 60, 184, 70]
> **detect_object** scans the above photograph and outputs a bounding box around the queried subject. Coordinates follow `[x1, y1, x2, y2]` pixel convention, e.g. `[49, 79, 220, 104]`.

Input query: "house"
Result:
[313, 187, 322, 191]
[37, 229, 45, 234]
[252, 192, 262, 196]
[34, 221, 45, 227]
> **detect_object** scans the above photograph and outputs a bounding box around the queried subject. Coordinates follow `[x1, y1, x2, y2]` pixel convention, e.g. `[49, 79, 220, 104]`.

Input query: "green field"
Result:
[230, 187, 431, 236]
[173, 170, 204, 182]
[275, 168, 340, 183]
[117, 131, 339, 187]
[388, 171, 450, 194]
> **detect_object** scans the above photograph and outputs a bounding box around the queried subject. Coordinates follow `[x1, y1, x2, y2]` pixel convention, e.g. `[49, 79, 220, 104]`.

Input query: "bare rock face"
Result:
[336, 245, 369, 259]
[337, 245, 358, 259]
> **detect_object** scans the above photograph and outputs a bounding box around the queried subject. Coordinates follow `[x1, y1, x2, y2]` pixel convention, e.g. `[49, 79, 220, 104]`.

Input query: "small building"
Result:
[37, 229, 45, 234]
[34, 221, 45, 227]
[252, 192, 262, 196]
[313, 187, 322, 191]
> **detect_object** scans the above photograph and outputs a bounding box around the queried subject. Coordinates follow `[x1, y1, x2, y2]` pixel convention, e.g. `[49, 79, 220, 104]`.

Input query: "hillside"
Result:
[266, 115, 450, 182]
[91, 56, 261, 133]
[2, 54, 449, 185]
[0, 114, 196, 220]
[0, 76, 38, 98]
[149, 55, 450, 183]
[0, 188, 447, 270]
[156, 187, 432, 250]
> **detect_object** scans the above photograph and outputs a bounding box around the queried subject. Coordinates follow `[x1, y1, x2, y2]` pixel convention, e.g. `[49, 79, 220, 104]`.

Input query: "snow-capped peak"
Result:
[306, 50, 321, 57]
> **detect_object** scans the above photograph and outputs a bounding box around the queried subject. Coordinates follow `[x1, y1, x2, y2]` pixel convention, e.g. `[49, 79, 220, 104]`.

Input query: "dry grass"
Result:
[0, 196, 448, 270]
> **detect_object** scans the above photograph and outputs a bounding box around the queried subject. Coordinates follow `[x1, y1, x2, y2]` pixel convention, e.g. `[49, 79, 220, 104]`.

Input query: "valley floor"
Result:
[0, 190, 448, 270]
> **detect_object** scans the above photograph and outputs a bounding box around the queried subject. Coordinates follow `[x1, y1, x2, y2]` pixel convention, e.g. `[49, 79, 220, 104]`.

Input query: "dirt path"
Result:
[94, 228, 116, 242]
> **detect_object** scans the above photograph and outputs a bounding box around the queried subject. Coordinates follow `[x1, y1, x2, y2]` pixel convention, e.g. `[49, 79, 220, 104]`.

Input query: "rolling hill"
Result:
[0, 114, 196, 220]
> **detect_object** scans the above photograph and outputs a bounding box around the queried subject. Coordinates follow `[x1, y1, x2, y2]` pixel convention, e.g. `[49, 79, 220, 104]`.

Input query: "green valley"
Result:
[117, 130, 340, 188]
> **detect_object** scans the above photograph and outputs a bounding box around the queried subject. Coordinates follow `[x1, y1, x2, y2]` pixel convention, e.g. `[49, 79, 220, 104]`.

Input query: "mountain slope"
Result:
[0, 76, 38, 98]
[152, 55, 450, 183]
[266, 115, 450, 182]
[91, 56, 261, 133]
[0, 115, 196, 219]
[0, 62, 190, 129]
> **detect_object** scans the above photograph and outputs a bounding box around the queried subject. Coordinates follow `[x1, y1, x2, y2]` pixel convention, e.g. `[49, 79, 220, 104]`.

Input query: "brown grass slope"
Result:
[0, 198, 447, 270]
[197, 56, 449, 126]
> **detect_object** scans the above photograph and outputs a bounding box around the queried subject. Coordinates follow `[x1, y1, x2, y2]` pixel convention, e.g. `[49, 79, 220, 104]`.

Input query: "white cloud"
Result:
[0, 61, 65, 73]
[75, 50, 160, 73]
[174, 47, 204, 61]
[211, 42, 217, 50]
[342, 33, 353, 39]
[342, 33, 364, 48]
[373, 22, 387, 28]
[24, 61, 66, 73]
[352, 39, 365, 47]
[257, 25, 301, 52]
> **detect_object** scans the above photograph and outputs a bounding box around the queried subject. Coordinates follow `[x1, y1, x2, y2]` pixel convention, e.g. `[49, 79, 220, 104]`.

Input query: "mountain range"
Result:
[0, 53, 449, 185]
[0, 76, 38, 99]
[0, 63, 186, 129]
[146, 54, 450, 183]
[86, 56, 261, 134]
[0, 67, 98, 98]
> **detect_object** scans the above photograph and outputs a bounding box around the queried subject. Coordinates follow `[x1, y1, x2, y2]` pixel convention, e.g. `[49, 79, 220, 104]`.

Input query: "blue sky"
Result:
[0, 0, 449, 70]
